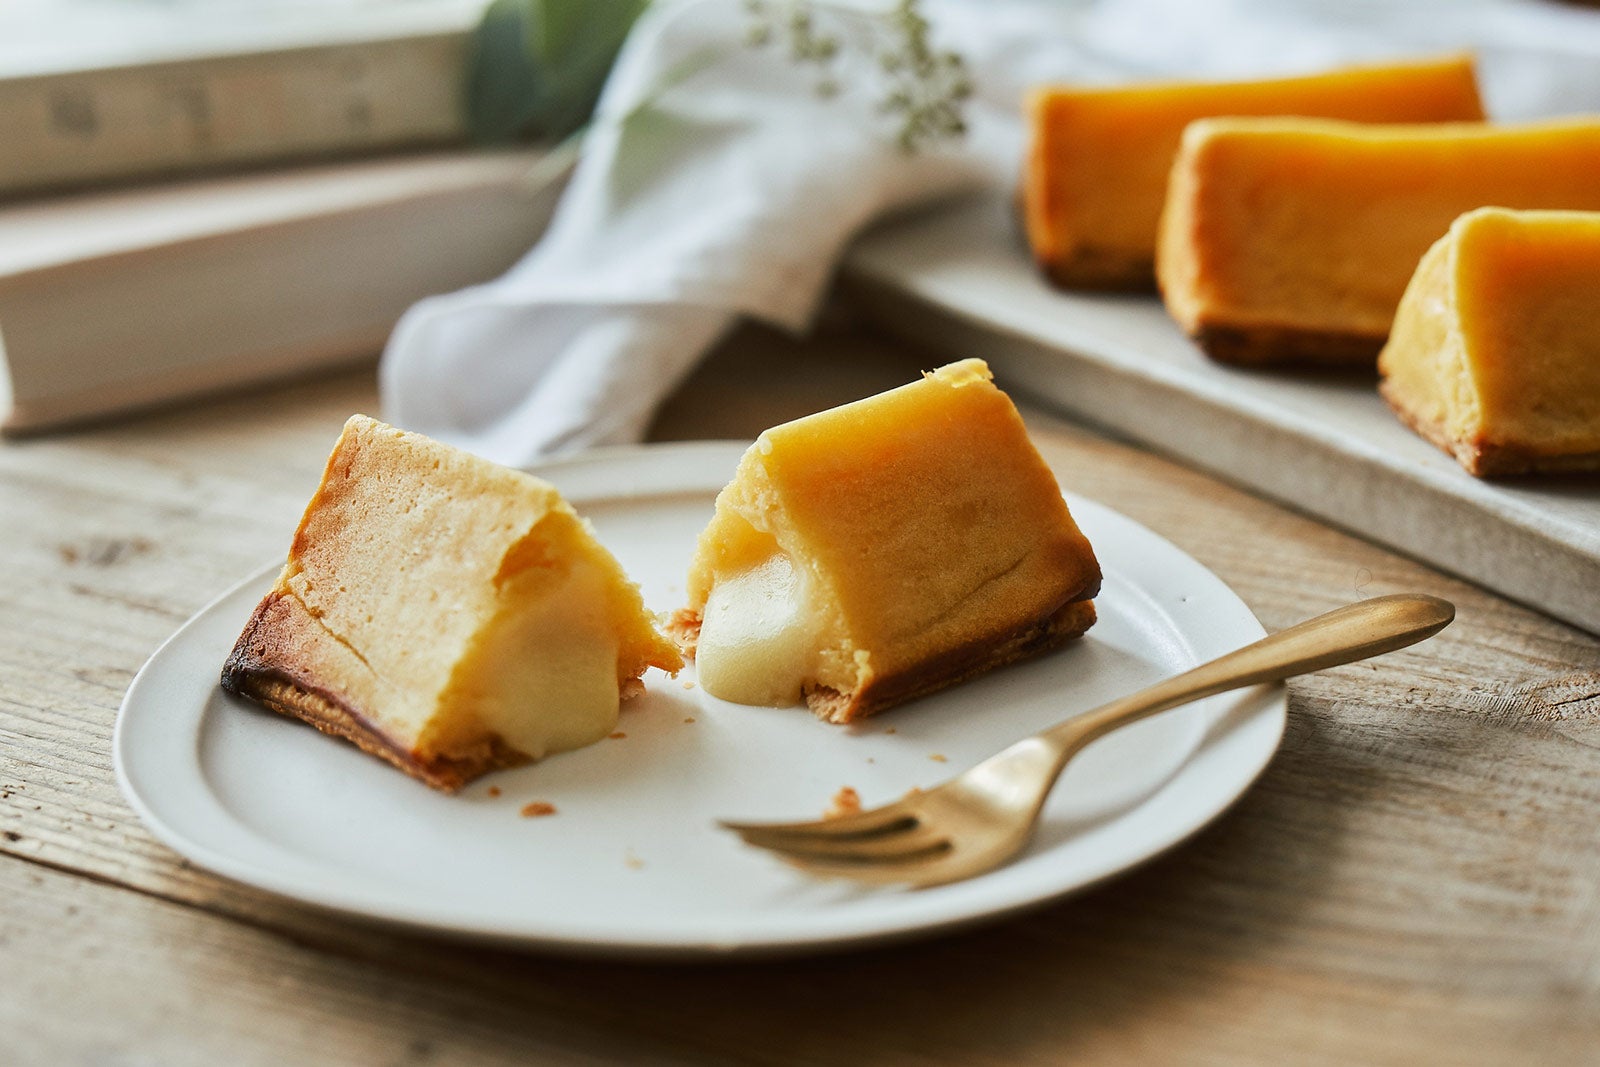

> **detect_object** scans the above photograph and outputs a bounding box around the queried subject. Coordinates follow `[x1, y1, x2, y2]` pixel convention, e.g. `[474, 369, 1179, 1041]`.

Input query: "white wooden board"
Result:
[842, 195, 1600, 637]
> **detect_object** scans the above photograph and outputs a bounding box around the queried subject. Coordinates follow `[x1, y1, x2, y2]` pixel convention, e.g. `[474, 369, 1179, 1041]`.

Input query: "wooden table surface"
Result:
[4, 318, 1598, 1065]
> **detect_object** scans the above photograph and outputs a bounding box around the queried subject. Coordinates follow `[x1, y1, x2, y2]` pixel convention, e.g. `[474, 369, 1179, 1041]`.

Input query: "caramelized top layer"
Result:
[1382, 208, 1600, 454]
[274, 415, 680, 758]
[1158, 116, 1600, 340]
[686, 360, 1101, 702]
[1023, 54, 1483, 284]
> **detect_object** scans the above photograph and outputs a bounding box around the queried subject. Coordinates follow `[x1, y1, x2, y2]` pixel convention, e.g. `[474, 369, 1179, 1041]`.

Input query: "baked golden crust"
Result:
[221, 593, 529, 792]
[1024, 55, 1484, 292]
[669, 600, 1096, 725]
[1380, 378, 1600, 478]
[1190, 323, 1387, 368]
[1038, 250, 1157, 293]
[675, 361, 1100, 723]
[1157, 117, 1600, 367]
[220, 414, 682, 792]
[1377, 208, 1600, 477]
[804, 599, 1097, 724]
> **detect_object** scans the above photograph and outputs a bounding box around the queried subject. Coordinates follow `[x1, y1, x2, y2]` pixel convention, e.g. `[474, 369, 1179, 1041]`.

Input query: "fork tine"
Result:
[731, 822, 950, 860]
[717, 800, 918, 841]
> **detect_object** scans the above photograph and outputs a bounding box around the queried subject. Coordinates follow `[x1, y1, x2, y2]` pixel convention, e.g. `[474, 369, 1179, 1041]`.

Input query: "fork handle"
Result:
[1043, 593, 1455, 755]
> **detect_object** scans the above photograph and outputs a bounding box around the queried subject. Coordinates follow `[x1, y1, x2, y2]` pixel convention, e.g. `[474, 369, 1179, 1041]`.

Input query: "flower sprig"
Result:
[743, 0, 973, 152]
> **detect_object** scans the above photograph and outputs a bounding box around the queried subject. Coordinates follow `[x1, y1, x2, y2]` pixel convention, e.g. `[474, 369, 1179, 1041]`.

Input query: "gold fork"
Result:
[721, 593, 1455, 888]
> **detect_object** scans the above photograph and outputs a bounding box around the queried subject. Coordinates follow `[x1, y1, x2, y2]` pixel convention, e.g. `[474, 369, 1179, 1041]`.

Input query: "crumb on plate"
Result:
[520, 801, 557, 818]
[929, 754, 947, 763]
[825, 786, 862, 819]
[609, 731, 627, 740]
[487, 786, 501, 798]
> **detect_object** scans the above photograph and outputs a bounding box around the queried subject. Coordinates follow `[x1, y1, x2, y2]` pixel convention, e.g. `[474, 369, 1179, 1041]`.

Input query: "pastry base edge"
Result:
[220, 593, 533, 793]
[669, 598, 1098, 725]
[1379, 379, 1600, 478]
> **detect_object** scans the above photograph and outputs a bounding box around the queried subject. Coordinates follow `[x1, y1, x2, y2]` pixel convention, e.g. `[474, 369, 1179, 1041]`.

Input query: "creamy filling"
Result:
[695, 553, 817, 707]
[434, 558, 622, 761]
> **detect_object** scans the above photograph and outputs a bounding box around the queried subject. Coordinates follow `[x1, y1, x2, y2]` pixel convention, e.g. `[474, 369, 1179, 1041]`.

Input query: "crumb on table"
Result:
[520, 801, 558, 818]
[825, 786, 862, 819]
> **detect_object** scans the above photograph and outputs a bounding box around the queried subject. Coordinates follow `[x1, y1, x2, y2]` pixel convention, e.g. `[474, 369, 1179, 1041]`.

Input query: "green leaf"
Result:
[465, 0, 650, 144]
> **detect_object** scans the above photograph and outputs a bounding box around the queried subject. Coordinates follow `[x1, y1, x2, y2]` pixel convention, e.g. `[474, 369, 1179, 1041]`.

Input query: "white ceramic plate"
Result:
[115, 441, 1284, 958]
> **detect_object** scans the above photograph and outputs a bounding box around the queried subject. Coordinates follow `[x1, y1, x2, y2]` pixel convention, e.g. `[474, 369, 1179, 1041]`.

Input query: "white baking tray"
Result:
[843, 195, 1600, 636]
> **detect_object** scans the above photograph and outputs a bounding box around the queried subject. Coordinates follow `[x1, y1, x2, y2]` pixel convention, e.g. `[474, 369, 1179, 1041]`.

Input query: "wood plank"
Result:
[2, 320, 1598, 1061]
[0, 855, 677, 1066]
[0, 150, 556, 433]
[1, 814, 1592, 1065]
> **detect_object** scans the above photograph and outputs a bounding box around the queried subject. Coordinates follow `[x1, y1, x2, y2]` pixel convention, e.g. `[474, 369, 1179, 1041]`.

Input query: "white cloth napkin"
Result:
[380, 0, 1600, 467]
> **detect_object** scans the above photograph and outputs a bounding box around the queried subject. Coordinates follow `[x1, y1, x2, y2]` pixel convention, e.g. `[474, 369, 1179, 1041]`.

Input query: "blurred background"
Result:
[3, 0, 1598, 438]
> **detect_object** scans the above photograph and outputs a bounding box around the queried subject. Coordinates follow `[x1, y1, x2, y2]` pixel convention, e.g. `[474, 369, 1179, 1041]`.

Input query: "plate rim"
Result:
[114, 439, 1286, 958]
